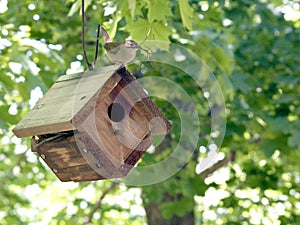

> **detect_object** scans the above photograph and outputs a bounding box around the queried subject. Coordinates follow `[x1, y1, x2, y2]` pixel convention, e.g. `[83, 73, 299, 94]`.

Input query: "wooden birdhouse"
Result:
[13, 65, 172, 182]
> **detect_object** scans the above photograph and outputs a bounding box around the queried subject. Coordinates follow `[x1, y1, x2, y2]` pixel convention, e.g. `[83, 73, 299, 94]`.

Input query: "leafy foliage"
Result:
[1, 0, 300, 224]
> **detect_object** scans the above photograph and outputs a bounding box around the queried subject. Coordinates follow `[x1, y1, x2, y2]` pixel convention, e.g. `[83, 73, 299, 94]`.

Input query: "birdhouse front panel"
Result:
[76, 79, 154, 170]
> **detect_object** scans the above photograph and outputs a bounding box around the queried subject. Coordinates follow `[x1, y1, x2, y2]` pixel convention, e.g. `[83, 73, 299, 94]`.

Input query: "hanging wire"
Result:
[82, 0, 100, 71]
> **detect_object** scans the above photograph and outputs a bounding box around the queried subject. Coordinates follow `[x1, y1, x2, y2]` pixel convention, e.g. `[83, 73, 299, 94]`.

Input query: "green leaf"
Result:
[125, 19, 172, 42]
[103, 15, 122, 40]
[260, 135, 290, 157]
[268, 117, 290, 134]
[231, 72, 252, 93]
[15, 83, 30, 100]
[276, 94, 296, 103]
[178, 0, 193, 30]
[146, 0, 172, 23]
[161, 197, 194, 219]
[151, 22, 172, 41]
[128, 0, 136, 18]
[182, 178, 208, 197]
[288, 128, 300, 148]
[260, 139, 276, 157]
[67, 0, 92, 16]
[0, 105, 18, 128]
[67, 0, 81, 17]
[125, 19, 152, 43]
[0, 74, 14, 92]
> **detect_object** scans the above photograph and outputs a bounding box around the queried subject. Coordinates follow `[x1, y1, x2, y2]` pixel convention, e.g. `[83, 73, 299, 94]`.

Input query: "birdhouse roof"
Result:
[13, 65, 124, 137]
[13, 65, 172, 138]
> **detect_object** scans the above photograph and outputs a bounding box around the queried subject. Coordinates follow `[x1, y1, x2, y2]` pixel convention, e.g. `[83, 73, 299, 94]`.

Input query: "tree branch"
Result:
[200, 150, 236, 179]
[83, 182, 119, 224]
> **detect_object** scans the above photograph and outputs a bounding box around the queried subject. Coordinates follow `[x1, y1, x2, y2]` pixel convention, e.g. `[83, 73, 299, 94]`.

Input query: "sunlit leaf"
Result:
[178, 0, 193, 30]
[146, 0, 172, 23]
[67, 0, 93, 16]
[128, 0, 136, 18]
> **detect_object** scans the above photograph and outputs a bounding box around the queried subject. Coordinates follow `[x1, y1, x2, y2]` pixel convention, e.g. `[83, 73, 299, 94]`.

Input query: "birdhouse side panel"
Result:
[119, 134, 153, 175]
[31, 132, 120, 181]
[116, 78, 171, 136]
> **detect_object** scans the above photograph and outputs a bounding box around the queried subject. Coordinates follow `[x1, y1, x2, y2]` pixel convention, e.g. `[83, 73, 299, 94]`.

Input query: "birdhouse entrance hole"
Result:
[108, 103, 125, 122]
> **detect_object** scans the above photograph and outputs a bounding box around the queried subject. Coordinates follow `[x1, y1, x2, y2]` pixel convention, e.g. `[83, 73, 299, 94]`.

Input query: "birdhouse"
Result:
[13, 65, 172, 182]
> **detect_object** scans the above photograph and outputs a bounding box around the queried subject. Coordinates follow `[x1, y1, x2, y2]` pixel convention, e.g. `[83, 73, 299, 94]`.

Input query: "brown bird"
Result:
[104, 40, 150, 65]
[101, 26, 151, 65]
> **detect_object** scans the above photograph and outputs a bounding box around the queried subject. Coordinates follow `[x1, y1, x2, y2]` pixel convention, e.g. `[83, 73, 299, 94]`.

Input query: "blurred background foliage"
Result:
[0, 0, 300, 224]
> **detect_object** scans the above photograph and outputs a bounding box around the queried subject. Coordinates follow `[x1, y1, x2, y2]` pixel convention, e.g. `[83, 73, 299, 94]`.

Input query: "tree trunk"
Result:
[144, 197, 195, 225]
[141, 133, 196, 225]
